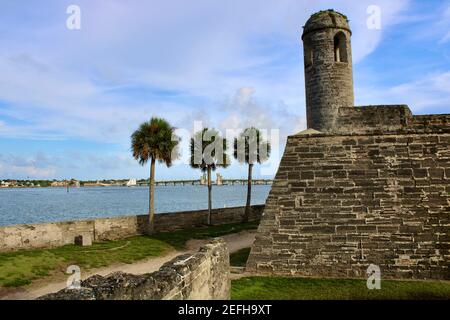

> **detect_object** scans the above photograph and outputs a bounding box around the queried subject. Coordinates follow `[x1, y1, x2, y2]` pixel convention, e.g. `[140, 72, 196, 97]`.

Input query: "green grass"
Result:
[0, 236, 170, 287]
[0, 220, 258, 288]
[230, 247, 251, 267]
[231, 276, 450, 300]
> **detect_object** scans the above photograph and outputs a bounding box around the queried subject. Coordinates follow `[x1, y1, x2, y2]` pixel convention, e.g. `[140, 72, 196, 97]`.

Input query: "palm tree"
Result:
[131, 117, 179, 234]
[234, 128, 271, 222]
[190, 128, 229, 225]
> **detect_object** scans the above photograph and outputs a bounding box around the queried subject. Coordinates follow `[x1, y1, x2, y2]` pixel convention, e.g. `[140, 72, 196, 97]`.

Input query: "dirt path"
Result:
[0, 231, 255, 300]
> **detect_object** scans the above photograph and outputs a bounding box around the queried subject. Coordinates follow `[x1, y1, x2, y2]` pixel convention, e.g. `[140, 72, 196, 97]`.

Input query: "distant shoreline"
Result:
[0, 183, 272, 189]
[0, 179, 273, 189]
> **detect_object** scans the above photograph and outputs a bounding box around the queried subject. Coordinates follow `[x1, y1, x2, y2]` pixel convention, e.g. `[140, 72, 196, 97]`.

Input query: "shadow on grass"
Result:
[230, 247, 251, 267]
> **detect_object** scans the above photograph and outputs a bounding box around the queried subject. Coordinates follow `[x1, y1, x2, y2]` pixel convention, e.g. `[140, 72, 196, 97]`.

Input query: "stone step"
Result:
[230, 266, 245, 274]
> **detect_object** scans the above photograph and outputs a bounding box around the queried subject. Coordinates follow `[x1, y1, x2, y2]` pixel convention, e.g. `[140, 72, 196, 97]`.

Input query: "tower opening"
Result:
[334, 32, 348, 63]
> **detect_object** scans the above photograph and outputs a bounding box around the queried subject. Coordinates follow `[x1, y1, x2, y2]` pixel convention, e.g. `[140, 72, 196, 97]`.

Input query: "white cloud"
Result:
[441, 5, 450, 44]
[0, 154, 57, 179]
[4, 0, 436, 179]
[390, 72, 450, 112]
[357, 71, 450, 113]
[218, 87, 306, 142]
[0, 0, 411, 144]
[438, 4, 450, 44]
[402, 2, 450, 45]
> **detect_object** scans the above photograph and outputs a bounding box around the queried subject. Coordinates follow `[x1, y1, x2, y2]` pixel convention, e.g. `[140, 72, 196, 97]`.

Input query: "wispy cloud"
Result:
[0, 153, 57, 178]
[438, 5, 450, 43]
[0, 0, 410, 142]
[356, 71, 450, 113]
[389, 72, 450, 112]
[218, 87, 306, 136]
[2, 0, 449, 179]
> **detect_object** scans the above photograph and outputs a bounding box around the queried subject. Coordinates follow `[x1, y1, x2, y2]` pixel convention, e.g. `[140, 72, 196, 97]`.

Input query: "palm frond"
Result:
[233, 127, 271, 164]
[131, 117, 180, 167]
[190, 127, 229, 171]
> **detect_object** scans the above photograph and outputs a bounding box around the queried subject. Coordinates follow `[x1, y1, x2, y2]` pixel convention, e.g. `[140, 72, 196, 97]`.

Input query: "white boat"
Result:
[126, 178, 137, 187]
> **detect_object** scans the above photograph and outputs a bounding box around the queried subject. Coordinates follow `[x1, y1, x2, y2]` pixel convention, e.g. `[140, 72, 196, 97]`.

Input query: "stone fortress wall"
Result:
[246, 127, 450, 279]
[0, 205, 264, 252]
[40, 239, 230, 300]
[338, 105, 450, 135]
[247, 10, 450, 280]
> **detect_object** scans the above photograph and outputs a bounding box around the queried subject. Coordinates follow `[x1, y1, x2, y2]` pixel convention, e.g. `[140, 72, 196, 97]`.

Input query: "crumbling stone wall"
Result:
[40, 238, 230, 300]
[247, 131, 450, 280]
[412, 114, 450, 133]
[337, 105, 412, 134]
[0, 205, 264, 252]
[337, 106, 450, 135]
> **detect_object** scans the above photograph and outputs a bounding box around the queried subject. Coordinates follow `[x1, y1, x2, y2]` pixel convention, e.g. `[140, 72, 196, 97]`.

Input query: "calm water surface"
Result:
[0, 185, 270, 226]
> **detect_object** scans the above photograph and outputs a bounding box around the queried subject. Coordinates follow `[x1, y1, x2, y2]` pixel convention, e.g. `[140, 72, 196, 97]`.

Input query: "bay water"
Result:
[0, 185, 271, 226]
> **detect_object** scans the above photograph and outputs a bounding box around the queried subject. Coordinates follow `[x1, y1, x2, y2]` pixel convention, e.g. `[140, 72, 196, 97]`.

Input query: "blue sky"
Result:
[0, 0, 449, 180]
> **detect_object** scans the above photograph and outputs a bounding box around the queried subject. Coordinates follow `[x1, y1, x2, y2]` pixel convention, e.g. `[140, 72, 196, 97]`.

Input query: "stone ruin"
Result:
[40, 239, 230, 300]
[246, 10, 450, 280]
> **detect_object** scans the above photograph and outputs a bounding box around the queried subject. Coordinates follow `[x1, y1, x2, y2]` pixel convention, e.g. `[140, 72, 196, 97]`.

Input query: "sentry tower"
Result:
[302, 10, 354, 132]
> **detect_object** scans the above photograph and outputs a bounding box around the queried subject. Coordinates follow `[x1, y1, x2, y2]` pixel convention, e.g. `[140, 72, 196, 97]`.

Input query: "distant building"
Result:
[200, 174, 207, 185]
[71, 180, 81, 188]
[83, 180, 109, 187]
[0, 181, 10, 188]
[50, 180, 80, 187]
[51, 181, 65, 187]
[216, 173, 223, 186]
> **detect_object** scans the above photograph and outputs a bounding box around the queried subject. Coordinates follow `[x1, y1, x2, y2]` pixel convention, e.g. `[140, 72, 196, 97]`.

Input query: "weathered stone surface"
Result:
[39, 238, 230, 300]
[302, 10, 354, 133]
[38, 288, 96, 300]
[247, 132, 450, 280]
[74, 233, 92, 246]
[0, 205, 264, 252]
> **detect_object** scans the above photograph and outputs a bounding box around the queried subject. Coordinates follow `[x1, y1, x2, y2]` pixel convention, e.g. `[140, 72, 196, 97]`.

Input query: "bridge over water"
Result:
[137, 179, 273, 186]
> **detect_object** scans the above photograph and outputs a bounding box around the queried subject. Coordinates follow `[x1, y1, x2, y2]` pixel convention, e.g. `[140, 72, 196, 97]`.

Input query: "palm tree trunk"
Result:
[207, 166, 212, 225]
[148, 158, 156, 234]
[244, 163, 253, 222]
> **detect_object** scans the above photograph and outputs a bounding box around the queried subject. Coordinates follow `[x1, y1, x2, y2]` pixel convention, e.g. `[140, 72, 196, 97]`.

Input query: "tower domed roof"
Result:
[302, 10, 351, 38]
